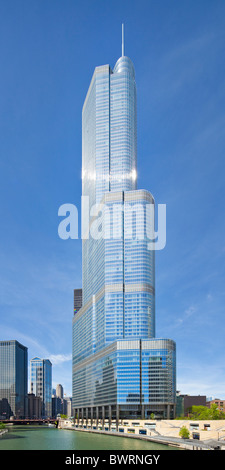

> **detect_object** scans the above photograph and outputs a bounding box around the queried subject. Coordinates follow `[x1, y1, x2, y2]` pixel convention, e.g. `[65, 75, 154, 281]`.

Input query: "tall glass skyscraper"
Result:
[30, 357, 52, 418]
[0, 340, 28, 419]
[72, 35, 176, 420]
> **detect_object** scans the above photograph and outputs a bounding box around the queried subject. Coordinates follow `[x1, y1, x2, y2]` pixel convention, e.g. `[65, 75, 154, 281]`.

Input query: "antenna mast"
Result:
[122, 23, 124, 57]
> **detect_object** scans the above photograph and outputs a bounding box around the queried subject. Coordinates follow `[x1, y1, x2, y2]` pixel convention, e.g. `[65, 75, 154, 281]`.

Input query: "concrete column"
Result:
[91, 407, 93, 428]
[86, 407, 88, 427]
[108, 405, 112, 430]
[81, 408, 84, 426]
[141, 405, 145, 420]
[102, 406, 105, 428]
[167, 404, 170, 420]
[96, 406, 99, 428]
[116, 405, 120, 431]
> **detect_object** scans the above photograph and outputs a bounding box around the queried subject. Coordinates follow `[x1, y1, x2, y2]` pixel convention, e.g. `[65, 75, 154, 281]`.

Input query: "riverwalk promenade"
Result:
[58, 418, 225, 450]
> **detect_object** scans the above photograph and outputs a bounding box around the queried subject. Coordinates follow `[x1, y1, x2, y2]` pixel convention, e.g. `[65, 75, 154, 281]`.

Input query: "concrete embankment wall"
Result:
[58, 418, 225, 449]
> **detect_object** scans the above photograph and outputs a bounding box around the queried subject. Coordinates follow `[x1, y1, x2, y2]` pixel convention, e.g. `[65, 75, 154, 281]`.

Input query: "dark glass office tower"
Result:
[72, 34, 176, 420]
[0, 340, 28, 419]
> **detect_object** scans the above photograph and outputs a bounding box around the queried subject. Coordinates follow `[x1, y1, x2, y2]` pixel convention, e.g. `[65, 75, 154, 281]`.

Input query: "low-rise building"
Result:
[207, 398, 225, 412]
[176, 393, 206, 417]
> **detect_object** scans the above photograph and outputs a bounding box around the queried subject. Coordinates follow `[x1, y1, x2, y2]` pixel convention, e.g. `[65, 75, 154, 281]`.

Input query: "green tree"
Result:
[190, 405, 210, 420]
[209, 403, 224, 420]
[189, 404, 225, 420]
[179, 426, 190, 439]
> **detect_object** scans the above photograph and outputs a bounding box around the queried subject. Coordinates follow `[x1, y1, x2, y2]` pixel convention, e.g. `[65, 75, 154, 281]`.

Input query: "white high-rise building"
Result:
[56, 384, 64, 399]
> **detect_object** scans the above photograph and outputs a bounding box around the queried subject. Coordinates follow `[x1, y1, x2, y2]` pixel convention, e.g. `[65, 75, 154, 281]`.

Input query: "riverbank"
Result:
[58, 418, 225, 450]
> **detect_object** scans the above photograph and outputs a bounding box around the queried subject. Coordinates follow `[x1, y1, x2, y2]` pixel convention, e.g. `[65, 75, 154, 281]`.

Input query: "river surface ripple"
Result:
[0, 425, 179, 450]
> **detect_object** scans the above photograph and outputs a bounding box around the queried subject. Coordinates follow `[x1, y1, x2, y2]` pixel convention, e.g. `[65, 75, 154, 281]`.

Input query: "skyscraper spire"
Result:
[122, 23, 124, 57]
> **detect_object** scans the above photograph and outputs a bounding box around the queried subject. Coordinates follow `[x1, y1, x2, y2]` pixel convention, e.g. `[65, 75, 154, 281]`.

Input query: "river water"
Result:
[0, 425, 178, 450]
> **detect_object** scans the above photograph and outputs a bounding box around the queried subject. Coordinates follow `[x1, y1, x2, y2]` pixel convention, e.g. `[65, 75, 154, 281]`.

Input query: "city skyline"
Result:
[0, 0, 225, 398]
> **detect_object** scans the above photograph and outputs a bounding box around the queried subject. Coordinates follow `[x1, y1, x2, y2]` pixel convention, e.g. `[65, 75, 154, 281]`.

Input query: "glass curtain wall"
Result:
[0, 340, 27, 418]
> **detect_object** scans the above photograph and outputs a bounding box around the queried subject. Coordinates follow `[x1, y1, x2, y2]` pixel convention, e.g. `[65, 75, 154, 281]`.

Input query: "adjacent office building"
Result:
[72, 32, 176, 420]
[0, 340, 28, 419]
[28, 393, 42, 419]
[30, 357, 52, 418]
[56, 383, 64, 399]
[64, 396, 72, 417]
[52, 395, 63, 418]
[52, 383, 64, 418]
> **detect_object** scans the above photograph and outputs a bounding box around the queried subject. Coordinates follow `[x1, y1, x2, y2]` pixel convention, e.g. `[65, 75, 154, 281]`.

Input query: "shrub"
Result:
[179, 426, 190, 439]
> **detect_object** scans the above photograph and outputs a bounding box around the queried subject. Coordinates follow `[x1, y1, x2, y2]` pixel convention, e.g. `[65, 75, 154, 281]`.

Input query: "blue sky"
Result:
[0, 0, 225, 398]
